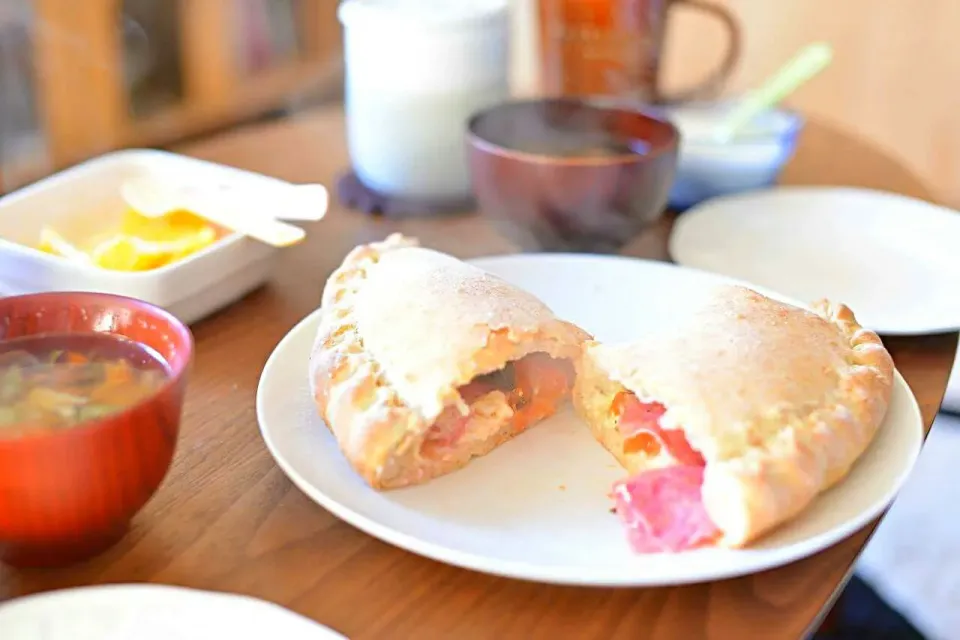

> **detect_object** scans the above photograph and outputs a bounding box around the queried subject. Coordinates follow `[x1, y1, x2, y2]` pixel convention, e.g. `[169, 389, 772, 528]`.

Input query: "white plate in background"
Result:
[257, 254, 923, 587]
[942, 352, 960, 414]
[669, 186, 960, 336]
[0, 584, 346, 640]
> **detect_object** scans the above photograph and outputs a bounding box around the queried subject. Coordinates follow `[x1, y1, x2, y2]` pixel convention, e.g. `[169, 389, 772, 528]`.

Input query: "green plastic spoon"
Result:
[713, 41, 834, 143]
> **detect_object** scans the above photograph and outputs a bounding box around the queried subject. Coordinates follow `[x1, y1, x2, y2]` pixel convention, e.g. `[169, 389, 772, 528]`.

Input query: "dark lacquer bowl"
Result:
[467, 98, 680, 253]
[0, 292, 192, 568]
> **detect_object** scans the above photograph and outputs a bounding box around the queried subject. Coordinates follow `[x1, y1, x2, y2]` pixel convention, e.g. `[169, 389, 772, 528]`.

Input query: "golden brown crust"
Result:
[573, 285, 894, 547]
[309, 234, 589, 489]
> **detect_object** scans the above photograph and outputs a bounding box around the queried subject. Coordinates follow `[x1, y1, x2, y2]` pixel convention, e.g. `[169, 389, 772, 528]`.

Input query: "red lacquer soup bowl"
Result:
[0, 292, 192, 567]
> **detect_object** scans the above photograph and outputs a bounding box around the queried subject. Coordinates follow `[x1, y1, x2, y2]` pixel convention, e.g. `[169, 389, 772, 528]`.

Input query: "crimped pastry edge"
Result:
[309, 234, 589, 489]
[573, 289, 895, 547]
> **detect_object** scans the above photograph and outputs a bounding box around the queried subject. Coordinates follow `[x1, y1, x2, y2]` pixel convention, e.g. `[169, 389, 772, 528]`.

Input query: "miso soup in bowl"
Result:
[0, 333, 169, 435]
[0, 291, 193, 568]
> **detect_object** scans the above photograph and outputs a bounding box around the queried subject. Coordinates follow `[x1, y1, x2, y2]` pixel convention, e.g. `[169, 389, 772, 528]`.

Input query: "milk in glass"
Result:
[339, 0, 509, 202]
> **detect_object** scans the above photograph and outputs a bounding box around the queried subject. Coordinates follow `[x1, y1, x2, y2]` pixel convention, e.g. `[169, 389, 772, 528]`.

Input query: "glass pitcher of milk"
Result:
[339, 0, 510, 205]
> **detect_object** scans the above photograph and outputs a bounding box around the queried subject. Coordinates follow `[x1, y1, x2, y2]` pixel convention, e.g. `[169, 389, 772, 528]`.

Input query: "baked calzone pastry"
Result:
[309, 234, 590, 490]
[572, 285, 894, 552]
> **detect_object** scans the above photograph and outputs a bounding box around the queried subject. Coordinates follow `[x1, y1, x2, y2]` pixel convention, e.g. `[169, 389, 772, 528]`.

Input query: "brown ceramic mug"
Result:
[538, 0, 740, 103]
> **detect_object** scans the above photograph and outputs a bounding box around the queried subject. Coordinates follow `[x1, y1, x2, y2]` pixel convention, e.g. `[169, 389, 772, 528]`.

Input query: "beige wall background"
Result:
[512, 0, 959, 207]
[662, 0, 959, 206]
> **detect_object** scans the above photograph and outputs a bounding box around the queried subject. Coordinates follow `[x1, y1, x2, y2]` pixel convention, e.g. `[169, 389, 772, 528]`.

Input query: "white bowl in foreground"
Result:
[0, 584, 346, 639]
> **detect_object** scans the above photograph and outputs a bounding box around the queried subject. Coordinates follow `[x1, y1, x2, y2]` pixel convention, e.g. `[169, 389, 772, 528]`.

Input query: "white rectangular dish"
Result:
[0, 149, 285, 324]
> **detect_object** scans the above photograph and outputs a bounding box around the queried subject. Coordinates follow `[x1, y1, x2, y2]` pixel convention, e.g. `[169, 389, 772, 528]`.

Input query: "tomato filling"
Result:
[422, 353, 573, 454]
[611, 391, 704, 466]
[610, 391, 720, 552]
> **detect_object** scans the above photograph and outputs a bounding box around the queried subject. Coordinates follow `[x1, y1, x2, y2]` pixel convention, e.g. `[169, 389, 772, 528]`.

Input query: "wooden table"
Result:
[1, 107, 956, 639]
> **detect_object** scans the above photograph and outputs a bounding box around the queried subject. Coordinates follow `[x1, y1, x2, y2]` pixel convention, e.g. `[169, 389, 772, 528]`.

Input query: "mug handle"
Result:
[654, 0, 741, 104]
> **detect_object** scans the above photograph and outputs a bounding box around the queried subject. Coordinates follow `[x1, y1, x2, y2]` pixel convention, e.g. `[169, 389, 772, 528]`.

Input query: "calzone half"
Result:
[573, 285, 894, 552]
[309, 234, 590, 489]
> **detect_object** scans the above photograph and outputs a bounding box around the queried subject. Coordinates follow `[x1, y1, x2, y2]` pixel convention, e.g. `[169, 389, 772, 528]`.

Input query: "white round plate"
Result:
[669, 186, 960, 336]
[0, 584, 346, 640]
[257, 254, 923, 587]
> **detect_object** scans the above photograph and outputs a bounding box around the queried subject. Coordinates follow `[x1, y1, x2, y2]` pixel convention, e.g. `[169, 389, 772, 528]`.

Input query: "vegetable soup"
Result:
[0, 333, 170, 436]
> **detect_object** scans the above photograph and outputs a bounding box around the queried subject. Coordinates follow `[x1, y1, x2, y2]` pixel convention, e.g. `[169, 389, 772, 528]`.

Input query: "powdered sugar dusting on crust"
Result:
[578, 285, 895, 547]
[309, 234, 419, 476]
[354, 245, 564, 421]
[588, 286, 892, 464]
[308, 234, 590, 489]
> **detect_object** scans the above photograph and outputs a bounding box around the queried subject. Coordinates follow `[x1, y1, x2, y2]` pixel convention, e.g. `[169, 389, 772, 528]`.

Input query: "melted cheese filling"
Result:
[421, 353, 573, 459]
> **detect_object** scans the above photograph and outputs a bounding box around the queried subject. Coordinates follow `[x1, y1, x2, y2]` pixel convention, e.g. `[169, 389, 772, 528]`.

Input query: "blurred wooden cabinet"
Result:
[0, 0, 343, 190]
